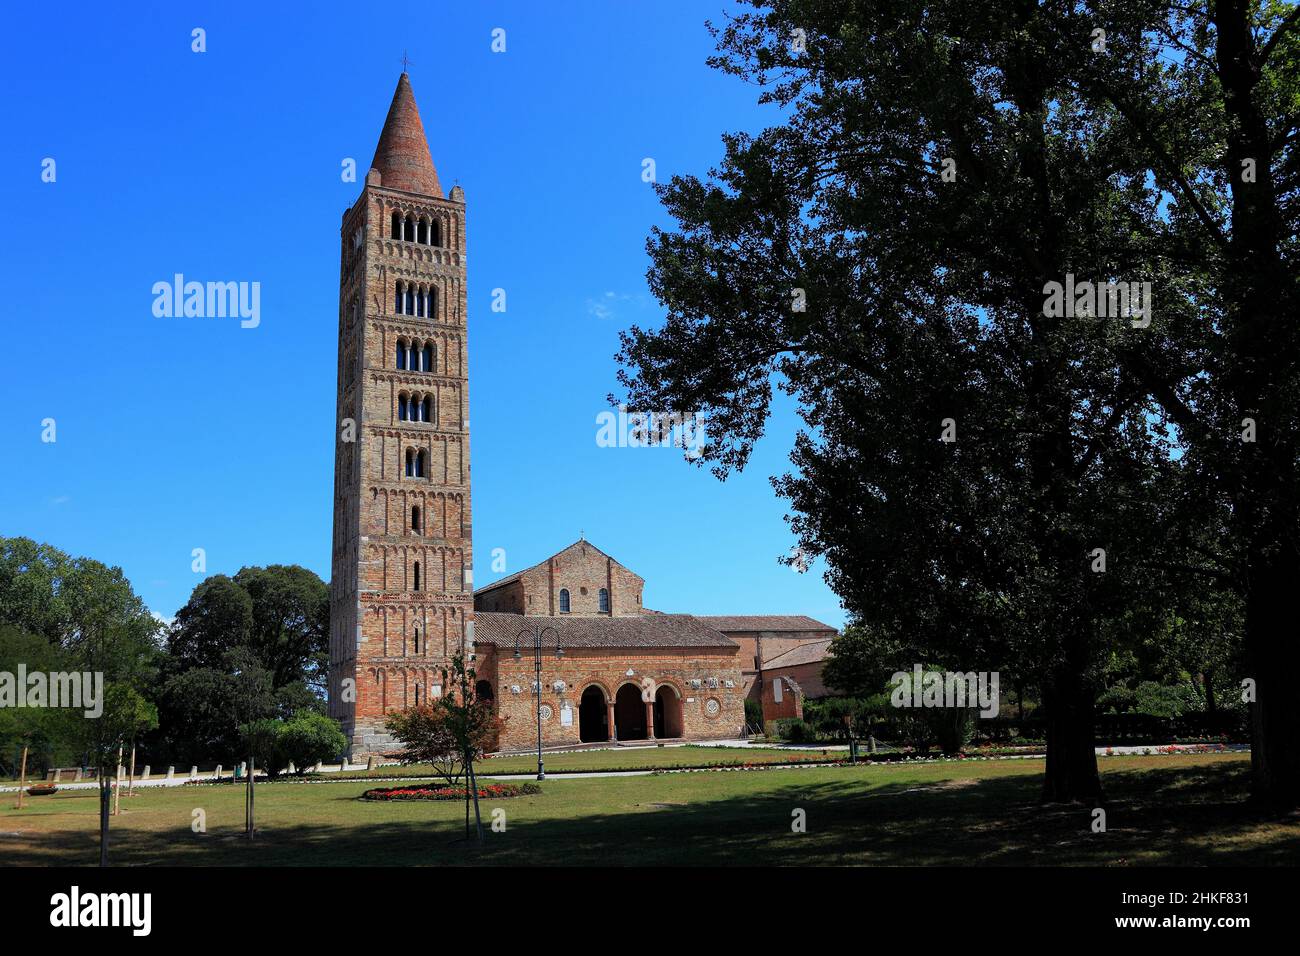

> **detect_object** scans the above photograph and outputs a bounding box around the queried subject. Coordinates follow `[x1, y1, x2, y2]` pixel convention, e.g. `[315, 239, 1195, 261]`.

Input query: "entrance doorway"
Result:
[614, 683, 647, 741]
[578, 686, 609, 742]
[653, 684, 683, 739]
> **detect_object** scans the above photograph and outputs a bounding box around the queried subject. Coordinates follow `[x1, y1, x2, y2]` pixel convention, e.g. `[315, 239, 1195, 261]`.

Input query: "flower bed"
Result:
[361, 782, 541, 801]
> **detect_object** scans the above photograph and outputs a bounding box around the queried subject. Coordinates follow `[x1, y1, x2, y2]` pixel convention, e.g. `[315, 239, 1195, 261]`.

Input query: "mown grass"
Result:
[2, 753, 1294, 866]
[333, 744, 842, 779]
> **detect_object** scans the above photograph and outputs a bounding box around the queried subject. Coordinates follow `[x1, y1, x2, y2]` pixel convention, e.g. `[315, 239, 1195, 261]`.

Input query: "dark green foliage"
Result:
[156, 566, 329, 764]
[616, 0, 1300, 802]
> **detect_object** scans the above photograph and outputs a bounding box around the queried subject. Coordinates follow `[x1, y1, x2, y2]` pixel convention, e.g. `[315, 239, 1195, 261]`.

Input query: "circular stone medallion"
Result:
[704, 698, 721, 717]
[539, 703, 554, 721]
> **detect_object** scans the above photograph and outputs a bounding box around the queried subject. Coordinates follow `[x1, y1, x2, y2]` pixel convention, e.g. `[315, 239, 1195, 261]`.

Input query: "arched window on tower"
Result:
[422, 343, 434, 372]
[421, 396, 432, 423]
[404, 216, 415, 242]
[405, 286, 415, 315]
[599, 588, 610, 613]
[413, 561, 422, 592]
[408, 342, 418, 370]
[395, 283, 404, 315]
[428, 287, 437, 321]
[411, 393, 423, 422]
[416, 287, 425, 318]
[431, 219, 441, 247]
[559, 588, 571, 613]
[416, 449, 426, 477]
[391, 211, 401, 239]
[411, 505, 421, 533]
[398, 394, 409, 422]
[417, 218, 427, 244]
[396, 339, 407, 369]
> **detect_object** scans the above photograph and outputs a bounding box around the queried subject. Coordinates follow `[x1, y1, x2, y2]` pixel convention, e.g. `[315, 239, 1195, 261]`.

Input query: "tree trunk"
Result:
[1041, 667, 1102, 804]
[15, 744, 28, 810]
[98, 772, 110, 866]
[1244, 549, 1300, 807]
[246, 755, 256, 839]
[1203, 670, 1217, 715]
[466, 752, 485, 843]
[128, 743, 137, 797]
[1212, 0, 1300, 811]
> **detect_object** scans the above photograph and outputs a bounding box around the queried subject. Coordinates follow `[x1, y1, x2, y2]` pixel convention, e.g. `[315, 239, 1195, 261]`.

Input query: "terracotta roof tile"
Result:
[694, 615, 837, 633]
[763, 639, 834, 669]
[473, 612, 736, 650]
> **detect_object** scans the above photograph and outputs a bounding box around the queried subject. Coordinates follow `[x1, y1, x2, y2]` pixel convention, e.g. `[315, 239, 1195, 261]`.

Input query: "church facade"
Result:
[474, 539, 748, 750]
[329, 75, 833, 756]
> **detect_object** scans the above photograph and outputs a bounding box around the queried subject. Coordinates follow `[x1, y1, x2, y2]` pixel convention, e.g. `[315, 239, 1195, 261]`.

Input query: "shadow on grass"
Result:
[3, 759, 1294, 866]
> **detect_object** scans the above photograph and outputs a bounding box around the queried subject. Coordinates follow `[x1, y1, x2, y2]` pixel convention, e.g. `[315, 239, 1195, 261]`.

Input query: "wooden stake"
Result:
[15, 744, 28, 810]
[112, 744, 123, 816]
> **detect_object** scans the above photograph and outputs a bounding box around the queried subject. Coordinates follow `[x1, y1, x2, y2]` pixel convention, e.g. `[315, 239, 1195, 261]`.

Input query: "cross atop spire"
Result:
[369, 73, 442, 197]
[400, 50, 412, 73]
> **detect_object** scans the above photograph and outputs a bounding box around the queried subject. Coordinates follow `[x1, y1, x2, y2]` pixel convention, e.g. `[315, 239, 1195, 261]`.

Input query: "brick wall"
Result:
[478, 540, 645, 617]
[760, 674, 804, 724]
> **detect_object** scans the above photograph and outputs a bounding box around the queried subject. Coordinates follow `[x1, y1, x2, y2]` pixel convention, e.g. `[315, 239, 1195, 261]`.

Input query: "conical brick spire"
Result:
[369, 73, 443, 197]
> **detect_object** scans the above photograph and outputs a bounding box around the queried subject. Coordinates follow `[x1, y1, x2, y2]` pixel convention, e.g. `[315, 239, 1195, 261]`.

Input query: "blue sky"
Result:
[0, 1, 845, 628]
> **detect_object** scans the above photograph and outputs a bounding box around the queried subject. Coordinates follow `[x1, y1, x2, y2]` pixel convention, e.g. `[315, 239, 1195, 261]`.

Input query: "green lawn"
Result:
[335, 744, 844, 779]
[2, 753, 1294, 866]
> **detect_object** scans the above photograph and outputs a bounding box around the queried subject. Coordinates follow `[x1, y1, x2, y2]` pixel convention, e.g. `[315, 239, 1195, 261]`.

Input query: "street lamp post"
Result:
[514, 625, 562, 780]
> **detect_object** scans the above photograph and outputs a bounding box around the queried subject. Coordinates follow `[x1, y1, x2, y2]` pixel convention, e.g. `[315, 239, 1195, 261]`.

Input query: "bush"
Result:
[774, 718, 819, 743]
[1133, 681, 1200, 719]
[238, 711, 347, 776]
[278, 711, 347, 773]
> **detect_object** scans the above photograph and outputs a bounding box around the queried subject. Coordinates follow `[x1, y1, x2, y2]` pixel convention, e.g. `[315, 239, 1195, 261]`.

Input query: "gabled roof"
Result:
[474, 612, 735, 650]
[474, 539, 642, 596]
[370, 73, 443, 197]
[763, 639, 834, 669]
[694, 615, 837, 634]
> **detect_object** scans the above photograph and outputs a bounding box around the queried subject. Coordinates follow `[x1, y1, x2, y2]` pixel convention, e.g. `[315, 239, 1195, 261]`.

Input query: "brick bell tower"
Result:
[329, 73, 473, 756]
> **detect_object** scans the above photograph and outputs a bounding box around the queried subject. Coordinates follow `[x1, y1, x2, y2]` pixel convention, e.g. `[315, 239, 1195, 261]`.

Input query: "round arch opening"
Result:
[578, 685, 609, 743]
[614, 683, 648, 741]
[653, 684, 684, 740]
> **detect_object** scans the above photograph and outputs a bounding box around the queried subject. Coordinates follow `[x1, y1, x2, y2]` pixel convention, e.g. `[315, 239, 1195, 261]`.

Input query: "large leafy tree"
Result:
[157, 565, 328, 762]
[617, 1, 1300, 802]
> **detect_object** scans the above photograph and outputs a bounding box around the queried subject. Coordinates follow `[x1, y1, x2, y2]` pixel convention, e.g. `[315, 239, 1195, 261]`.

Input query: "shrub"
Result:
[774, 718, 818, 743]
[1133, 681, 1200, 719]
[278, 711, 347, 774]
